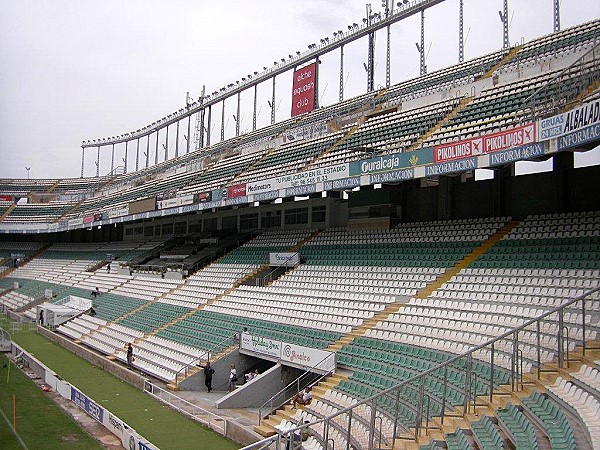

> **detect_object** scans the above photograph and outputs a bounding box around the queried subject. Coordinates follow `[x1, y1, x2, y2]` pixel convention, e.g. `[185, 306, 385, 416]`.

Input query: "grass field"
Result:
[1, 317, 240, 450]
[0, 353, 104, 450]
[0, 404, 25, 450]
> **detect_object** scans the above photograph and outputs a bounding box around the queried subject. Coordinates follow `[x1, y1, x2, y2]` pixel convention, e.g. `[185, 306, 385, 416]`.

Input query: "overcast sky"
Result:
[0, 0, 599, 180]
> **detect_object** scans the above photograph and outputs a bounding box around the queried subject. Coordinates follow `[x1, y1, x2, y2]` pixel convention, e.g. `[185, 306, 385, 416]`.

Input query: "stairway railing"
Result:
[242, 286, 600, 450]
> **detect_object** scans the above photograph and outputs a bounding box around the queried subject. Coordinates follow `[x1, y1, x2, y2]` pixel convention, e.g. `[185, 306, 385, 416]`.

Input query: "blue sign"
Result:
[224, 196, 248, 206]
[181, 203, 199, 213]
[253, 189, 280, 202]
[369, 168, 414, 184]
[71, 388, 104, 423]
[211, 189, 224, 201]
[557, 124, 600, 151]
[349, 147, 433, 176]
[488, 142, 546, 166]
[323, 176, 360, 190]
[424, 157, 477, 176]
[284, 184, 317, 197]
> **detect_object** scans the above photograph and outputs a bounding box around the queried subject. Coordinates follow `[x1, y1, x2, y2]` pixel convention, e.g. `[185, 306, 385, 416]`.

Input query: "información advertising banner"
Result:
[2, 101, 599, 235]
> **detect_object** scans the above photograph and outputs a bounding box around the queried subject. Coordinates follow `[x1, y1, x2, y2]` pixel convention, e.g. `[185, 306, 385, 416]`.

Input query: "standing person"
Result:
[126, 343, 134, 369]
[106, 262, 111, 273]
[228, 364, 238, 392]
[204, 361, 215, 392]
[39, 309, 44, 326]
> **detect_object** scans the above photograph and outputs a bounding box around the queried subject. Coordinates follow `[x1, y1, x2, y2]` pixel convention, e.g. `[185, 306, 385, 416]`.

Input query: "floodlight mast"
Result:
[80, 148, 85, 178]
[81, 0, 448, 151]
[419, 9, 426, 75]
[553, 0, 560, 32]
[500, 0, 509, 50]
[458, 0, 464, 63]
[383, 0, 394, 88]
[365, 3, 376, 92]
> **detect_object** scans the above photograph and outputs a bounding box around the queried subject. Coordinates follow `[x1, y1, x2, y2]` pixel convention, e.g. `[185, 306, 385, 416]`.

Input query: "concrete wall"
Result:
[179, 350, 260, 392]
[216, 363, 285, 409]
[37, 325, 146, 389]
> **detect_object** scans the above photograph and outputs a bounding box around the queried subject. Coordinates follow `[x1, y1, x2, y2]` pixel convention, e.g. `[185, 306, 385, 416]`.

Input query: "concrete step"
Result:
[254, 424, 276, 437]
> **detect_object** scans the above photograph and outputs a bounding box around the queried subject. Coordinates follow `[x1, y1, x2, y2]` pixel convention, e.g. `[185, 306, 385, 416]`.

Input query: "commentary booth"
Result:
[37, 296, 93, 329]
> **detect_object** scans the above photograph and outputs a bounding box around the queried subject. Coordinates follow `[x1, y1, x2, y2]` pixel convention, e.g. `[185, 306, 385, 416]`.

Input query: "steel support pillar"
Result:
[135, 138, 140, 172]
[145, 135, 150, 168]
[154, 129, 159, 165]
[271, 76, 276, 125]
[123, 141, 128, 173]
[80, 147, 85, 178]
[175, 120, 180, 158]
[164, 125, 169, 161]
[253, 84, 258, 131]
[206, 105, 212, 147]
[236, 91, 241, 136]
[187, 115, 192, 153]
[111, 143, 115, 175]
[339, 45, 345, 102]
[96, 146, 100, 177]
[221, 99, 225, 142]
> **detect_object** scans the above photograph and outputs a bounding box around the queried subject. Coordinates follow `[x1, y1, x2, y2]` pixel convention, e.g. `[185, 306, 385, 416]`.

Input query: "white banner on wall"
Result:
[240, 333, 336, 374]
[537, 98, 600, 141]
[269, 252, 300, 267]
[246, 163, 348, 195]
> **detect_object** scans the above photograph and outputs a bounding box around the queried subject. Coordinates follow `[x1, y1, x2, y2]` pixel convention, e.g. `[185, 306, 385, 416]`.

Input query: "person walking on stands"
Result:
[228, 364, 238, 392]
[204, 361, 215, 392]
[126, 343, 134, 369]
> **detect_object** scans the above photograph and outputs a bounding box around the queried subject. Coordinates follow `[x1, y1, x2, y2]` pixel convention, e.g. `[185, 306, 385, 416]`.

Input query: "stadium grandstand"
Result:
[1, 2, 600, 450]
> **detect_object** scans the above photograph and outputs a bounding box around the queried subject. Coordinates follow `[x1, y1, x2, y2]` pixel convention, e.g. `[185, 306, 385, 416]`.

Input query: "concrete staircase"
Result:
[45, 179, 62, 194]
[0, 203, 17, 223]
[414, 220, 520, 300]
[482, 46, 521, 79]
[253, 371, 351, 437]
[304, 124, 359, 170]
[407, 97, 473, 152]
[399, 345, 600, 450]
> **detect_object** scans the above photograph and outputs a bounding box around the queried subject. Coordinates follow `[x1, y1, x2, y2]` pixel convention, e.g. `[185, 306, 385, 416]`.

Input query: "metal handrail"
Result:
[241, 286, 600, 449]
[520, 42, 600, 121]
[173, 334, 235, 385]
[143, 380, 227, 434]
[258, 352, 335, 425]
[257, 252, 299, 286]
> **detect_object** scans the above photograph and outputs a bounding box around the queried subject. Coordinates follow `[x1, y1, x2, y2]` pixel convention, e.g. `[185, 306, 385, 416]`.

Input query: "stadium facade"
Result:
[1, 7, 600, 450]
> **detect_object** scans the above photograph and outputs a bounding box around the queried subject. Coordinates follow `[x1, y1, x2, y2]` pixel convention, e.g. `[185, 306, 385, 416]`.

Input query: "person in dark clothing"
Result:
[204, 361, 215, 392]
[126, 343, 134, 368]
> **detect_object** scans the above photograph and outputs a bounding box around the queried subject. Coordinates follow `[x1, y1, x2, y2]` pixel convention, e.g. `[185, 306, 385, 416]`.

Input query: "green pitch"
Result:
[2, 318, 239, 450]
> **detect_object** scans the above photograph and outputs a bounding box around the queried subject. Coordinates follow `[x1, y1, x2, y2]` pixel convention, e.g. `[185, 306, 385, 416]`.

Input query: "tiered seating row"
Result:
[117, 302, 189, 334]
[161, 263, 260, 308]
[160, 310, 341, 354]
[0, 291, 35, 311]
